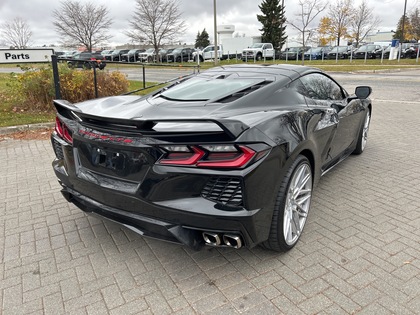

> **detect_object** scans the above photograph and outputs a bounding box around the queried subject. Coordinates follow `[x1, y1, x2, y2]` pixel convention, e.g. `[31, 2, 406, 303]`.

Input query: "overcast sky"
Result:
[0, 0, 418, 48]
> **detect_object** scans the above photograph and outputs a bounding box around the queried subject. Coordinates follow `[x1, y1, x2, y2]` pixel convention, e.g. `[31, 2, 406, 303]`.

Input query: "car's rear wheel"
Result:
[353, 109, 371, 155]
[263, 155, 313, 252]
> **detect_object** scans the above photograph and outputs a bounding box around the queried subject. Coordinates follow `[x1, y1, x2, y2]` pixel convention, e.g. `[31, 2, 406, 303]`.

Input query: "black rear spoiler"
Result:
[53, 99, 249, 140]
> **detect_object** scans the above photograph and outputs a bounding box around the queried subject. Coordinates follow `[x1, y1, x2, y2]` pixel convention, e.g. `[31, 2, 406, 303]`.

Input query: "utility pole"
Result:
[213, 0, 218, 65]
[401, 0, 407, 42]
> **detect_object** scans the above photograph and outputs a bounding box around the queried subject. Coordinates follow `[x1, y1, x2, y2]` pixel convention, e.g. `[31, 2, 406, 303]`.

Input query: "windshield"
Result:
[250, 43, 264, 48]
[159, 77, 264, 101]
[331, 46, 347, 53]
[171, 48, 183, 53]
[288, 47, 299, 52]
[309, 47, 322, 53]
[357, 45, 375, 52]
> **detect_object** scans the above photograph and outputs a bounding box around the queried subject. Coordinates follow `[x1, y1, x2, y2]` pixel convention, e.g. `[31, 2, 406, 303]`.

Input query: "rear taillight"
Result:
[55, 117, 73, 144]
[159, 144, 268, 169]
[159, 146, 205, 165]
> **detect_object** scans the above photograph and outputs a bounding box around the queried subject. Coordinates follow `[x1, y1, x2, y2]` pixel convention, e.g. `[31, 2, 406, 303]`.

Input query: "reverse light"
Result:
[55, 117, 73, 144]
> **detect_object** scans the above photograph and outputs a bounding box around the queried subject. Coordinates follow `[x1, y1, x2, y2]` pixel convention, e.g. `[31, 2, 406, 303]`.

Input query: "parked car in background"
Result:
[303, 46, 332, 60]
[66, 52, 105, 69]
[108, 49, 129, 61]
[242, 43, 274, 61]
[353, 44, 382, 59]
[121, 49, 144, 62]
[138, 48, 156, 63]
[375, 45, 392, 59]
[101, 50, 112, 56]
[58, 50, 78, 60]
[51, 64, 372, 252]
[159, 48, 175, 62]
[102, 50, 114, 60]
[402, 43, 419, 58]
[279, 47, 308, 60]
[327, 46, 351, 59]
[166, 47, 195, 62]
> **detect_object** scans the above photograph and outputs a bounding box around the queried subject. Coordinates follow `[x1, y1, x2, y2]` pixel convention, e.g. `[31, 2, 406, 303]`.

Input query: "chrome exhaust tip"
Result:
[223, 234, 243, 249]
[202, 232, 221, 246]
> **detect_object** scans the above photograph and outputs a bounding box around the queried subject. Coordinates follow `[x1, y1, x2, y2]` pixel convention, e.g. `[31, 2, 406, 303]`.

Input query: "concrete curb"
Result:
[0, 122, 55, 135]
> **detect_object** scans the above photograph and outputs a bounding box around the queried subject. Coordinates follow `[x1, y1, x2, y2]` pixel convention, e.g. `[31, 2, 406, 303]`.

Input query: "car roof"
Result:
[204, 64, 320, 82]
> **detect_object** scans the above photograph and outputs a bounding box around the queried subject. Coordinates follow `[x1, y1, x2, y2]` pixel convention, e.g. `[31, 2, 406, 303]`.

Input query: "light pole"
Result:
[213, 0, 218, 65]
[401, 0, 407, 42]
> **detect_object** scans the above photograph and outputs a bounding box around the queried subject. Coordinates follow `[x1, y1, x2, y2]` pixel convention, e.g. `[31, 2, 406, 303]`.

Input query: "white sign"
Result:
[0, 49, 55, 63]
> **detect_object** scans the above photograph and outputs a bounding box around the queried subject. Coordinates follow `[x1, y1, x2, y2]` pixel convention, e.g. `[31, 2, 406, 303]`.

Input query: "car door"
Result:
[300, 73, 363, 163]
[263, 44, 274, 58]
[203, 46, 214, 59]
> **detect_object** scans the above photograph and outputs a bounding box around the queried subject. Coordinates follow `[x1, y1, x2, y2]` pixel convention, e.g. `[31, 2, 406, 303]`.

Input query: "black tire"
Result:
[353, 109, 371, 155]
[262, 155, 313, 252]
[176, 56, 182, 63]
[256, 53, 262, 61]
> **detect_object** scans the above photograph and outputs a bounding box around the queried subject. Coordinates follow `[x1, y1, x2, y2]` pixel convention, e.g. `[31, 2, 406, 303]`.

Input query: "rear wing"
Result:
[53, 99, 249, 140]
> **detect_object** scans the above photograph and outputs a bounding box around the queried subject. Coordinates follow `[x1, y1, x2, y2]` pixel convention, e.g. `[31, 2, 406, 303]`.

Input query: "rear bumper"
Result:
[58, 183, 268, 250]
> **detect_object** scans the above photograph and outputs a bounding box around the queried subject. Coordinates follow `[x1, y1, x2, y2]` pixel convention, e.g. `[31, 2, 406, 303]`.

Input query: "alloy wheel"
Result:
[283, 162, 312, 246]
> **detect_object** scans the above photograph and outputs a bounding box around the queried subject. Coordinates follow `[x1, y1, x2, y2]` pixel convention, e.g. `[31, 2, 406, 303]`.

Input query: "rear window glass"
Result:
[159, 77, 264, 101]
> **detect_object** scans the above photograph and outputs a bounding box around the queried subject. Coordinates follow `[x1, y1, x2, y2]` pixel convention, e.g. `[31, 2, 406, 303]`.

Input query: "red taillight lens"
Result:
[55, 117, 73, 144]
[160, 146, 205, 165]
[197, 145, 255, 168]
[159, 144, 266, 169]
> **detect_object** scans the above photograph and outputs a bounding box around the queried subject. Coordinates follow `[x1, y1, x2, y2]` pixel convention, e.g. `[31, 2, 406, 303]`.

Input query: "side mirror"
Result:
[355, 86, 372, 99]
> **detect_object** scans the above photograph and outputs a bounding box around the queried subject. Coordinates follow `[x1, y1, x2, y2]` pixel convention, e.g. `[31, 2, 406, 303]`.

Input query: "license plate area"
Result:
[93, 148, 125, 171]
[74, 140, 156, 182]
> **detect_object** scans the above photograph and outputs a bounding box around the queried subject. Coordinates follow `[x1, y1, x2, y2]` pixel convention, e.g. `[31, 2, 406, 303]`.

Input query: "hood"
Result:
[243, 48, 258, 52]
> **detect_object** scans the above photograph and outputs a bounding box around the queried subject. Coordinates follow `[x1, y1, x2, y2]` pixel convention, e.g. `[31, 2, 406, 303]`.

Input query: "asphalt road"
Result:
[1, 68, 420, 314]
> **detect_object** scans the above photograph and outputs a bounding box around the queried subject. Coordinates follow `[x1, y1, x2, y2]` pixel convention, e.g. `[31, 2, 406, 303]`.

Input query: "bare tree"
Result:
[288, 0, 327, 64]
[126, 0, 186, 60]
[350, 0, 380, 47]
[409, 8, 420, 41]
[327, 0, 354, 46]
[52, 1, 112, 51]
[1, 17, 32, 48]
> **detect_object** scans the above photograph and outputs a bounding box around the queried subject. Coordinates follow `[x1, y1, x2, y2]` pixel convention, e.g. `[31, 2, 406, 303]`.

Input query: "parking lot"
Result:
[1, 70, 419, 314]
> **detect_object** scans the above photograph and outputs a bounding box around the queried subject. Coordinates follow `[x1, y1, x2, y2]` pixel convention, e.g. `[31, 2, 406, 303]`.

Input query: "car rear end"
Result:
[51, 98, 280, 250]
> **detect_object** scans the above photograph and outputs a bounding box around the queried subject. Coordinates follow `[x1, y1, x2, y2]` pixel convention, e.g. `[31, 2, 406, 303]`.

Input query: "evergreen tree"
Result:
[257, 0, 287, 50]
[195, 28, 210, 49]
[393, 14, 411, 42]
[194, 31, 201, 48]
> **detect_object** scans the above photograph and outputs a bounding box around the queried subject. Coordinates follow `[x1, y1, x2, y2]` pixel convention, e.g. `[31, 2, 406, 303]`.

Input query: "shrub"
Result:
[11, 64, 130, 112]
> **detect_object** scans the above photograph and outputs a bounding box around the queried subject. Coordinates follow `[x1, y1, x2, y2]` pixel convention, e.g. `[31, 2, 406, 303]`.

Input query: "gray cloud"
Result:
[0, 0, 412, 48]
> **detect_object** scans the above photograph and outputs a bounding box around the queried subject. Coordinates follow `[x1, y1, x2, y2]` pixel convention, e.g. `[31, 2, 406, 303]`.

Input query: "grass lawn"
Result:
[1, 59, 419, 127]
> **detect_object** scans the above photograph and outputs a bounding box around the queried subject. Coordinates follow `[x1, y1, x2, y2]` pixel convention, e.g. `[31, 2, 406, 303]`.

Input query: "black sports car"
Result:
[51, 64, 372, 252]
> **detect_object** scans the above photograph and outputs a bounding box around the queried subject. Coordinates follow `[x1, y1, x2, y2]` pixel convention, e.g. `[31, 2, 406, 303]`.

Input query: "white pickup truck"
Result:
[241, 43, 275, 61]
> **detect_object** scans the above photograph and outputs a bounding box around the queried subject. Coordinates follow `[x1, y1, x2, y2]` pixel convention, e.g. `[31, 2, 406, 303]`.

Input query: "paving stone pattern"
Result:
[1, 100, 419, 314]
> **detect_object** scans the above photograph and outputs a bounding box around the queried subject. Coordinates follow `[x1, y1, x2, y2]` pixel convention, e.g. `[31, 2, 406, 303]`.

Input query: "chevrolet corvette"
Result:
[51, 64, 372, 251]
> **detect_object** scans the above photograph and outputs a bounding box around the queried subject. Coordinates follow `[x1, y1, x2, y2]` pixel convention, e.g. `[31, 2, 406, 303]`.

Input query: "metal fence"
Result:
[51, 55, 200, 100]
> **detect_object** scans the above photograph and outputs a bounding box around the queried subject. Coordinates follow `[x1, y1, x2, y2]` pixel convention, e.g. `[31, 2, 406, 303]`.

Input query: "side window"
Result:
[300, 73, 345, 101]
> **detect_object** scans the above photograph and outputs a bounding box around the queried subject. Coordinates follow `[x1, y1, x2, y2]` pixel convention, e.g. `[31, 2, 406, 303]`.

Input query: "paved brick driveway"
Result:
[1, 99, 419, 314]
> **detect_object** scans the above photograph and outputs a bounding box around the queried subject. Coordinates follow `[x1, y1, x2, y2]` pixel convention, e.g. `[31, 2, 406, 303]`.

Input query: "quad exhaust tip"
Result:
[202, 232, 243, 249]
